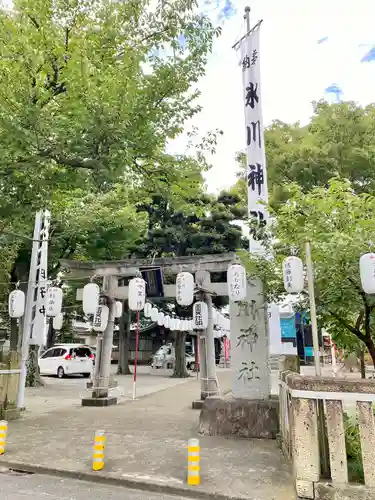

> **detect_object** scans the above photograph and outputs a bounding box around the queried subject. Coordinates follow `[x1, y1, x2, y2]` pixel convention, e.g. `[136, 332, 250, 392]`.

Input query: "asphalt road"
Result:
[0, 471, 194, 500]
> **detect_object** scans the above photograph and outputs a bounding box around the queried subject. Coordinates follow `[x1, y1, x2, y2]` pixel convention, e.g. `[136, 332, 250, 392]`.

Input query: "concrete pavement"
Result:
[0, 471, 196, 500]
[23, 365, 193, 417]
[1, 369, 296, 500]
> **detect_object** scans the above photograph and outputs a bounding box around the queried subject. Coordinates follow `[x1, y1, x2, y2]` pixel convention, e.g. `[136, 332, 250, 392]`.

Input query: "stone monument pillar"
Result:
[199, 278, 279, 439]
[230, 279, 269, 399]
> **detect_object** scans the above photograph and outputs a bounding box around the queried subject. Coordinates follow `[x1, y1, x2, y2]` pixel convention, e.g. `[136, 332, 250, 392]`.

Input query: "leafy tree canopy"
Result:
[0, 0, 221, 292]
[241, 179, 375, 365]
[232, 101, 375, 211]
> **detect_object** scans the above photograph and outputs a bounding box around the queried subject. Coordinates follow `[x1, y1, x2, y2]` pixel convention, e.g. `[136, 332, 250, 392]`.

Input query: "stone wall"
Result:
[0, 350, 21, 420]
[279, 369, 375, 499]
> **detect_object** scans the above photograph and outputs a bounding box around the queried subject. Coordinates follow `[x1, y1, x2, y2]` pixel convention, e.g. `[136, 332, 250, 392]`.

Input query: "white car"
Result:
[38, 344, 94, 378]
[151, 345, 196, 371]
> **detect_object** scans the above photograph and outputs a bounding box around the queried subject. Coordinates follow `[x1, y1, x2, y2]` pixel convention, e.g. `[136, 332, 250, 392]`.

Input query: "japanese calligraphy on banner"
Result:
[30, 212, 50, 345]
[239, 25, 268, 254]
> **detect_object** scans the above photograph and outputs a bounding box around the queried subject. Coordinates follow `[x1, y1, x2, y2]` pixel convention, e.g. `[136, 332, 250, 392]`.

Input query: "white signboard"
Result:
[239, 25, 268, 254]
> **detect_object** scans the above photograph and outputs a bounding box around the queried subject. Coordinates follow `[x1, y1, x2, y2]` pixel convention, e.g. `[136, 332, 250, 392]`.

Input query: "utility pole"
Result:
[17, 210, 50, 409]
[305, 241, 321, 377]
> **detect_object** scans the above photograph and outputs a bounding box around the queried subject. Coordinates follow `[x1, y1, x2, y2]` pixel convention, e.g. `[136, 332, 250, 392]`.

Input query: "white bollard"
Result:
[187, 438, 200, 485]
[92, 430, 106, 471]
[0, 420, 8, 455]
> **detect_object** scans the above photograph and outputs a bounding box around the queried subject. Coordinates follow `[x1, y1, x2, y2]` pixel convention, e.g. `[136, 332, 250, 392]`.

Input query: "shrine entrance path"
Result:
[1, 369, 295, 500]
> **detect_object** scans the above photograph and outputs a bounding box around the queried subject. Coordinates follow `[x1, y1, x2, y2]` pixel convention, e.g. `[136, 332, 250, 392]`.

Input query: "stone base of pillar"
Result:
[199, 396, 279, 439]
[81, 396, 117, 407]
[0, 405, 21, 421]
[191, 399, 204, 410]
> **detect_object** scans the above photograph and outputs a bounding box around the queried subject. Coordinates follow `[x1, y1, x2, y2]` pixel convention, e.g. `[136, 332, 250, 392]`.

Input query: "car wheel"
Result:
[189, 362, 196, 371]
[57, 366, 65, 379]
[82, 373, 90, 378]
[166, 362, 173, 369]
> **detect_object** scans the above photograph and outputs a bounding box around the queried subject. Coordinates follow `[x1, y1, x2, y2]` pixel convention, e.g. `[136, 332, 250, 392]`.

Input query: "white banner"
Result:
[30, 211, 50, 345]
[239, 26, 268, 254]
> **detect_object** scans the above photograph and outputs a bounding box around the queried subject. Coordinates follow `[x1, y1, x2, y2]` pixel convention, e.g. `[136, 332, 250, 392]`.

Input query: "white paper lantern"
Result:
[128, 277, 146, 311]
[93, 305, 109, 332]
[175, 319, 181, 331]
[181, 319, 186, 331]
[193, 301, 208, 330]
[114, 301, 123, 318]
[360, 253, 375, 294]
[53, 313, 64, 330]
[163, 315, 170, 329]
[217, 314, 224, 329]
[46, 286, 63, 317]
[157, 311, 165, 326]
[83, 283, 100, 315]
[176, 272, 195, 306]
[151, 307, 158, 322]
[227, 264, 247, 302]
[283, 256, 304, 294]
[144, 302, 152, 318]
[8, 290, 25, 318]
[212, 309, 218, 325]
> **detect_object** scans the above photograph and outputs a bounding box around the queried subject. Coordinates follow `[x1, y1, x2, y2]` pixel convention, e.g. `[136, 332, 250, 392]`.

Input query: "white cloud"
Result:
[169, 0, 375, 193]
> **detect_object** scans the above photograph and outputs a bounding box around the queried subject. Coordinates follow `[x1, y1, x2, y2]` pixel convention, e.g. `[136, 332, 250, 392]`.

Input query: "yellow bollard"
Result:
[92, 430, 106, 471]
[0, 420, 7, 455]
[187, 438, 200, 486]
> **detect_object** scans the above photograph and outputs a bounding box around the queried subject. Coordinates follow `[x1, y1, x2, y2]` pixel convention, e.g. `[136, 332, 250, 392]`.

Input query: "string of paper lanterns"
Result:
[143, 300, 230, 332]
[8, 264, 235, 336]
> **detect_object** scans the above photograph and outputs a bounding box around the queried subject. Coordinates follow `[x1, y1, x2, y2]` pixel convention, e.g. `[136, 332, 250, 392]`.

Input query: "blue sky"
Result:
[169, 0, 375, 192]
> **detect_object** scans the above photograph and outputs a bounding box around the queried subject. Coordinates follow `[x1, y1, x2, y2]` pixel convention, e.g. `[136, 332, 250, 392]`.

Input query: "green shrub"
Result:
[343, 413, 364, 483]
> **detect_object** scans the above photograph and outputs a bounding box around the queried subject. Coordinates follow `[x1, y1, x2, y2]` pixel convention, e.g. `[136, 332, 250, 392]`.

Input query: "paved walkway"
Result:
[23, 366, 191, 417]
[1, 370, 295, 500]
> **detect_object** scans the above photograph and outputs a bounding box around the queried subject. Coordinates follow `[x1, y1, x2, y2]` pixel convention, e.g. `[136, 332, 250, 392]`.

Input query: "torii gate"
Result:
[62, 253, 235, 404]
[62, 253, 276, 438]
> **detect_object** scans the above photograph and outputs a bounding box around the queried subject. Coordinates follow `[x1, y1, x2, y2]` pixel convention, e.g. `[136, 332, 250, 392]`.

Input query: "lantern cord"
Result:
[132, 309, 140, 401]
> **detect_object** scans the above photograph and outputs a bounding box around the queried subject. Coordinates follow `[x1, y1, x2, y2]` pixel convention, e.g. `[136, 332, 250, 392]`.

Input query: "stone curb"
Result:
[0, 460, 248, 500]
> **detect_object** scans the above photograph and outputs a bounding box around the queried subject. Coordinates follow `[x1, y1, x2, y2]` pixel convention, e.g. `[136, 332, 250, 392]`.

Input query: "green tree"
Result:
[0, 0, 220, 203]
[241, 179, 375, 367]
[0, 0, 221, 383]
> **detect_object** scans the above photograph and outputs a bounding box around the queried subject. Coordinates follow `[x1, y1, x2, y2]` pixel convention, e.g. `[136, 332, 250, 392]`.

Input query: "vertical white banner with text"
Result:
[30, 212, 50, 346]
[239, 26, 268, 254]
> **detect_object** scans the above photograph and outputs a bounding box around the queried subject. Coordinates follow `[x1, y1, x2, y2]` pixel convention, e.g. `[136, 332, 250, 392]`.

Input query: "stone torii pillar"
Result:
[194, 270, 219, 401]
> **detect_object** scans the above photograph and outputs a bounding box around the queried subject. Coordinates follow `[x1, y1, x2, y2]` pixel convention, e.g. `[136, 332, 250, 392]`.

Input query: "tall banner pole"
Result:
[229, 11, 272, 401]
[238, 17, 268, 255]
[17, 211, 49, 409]
[236, 10, 289, 362]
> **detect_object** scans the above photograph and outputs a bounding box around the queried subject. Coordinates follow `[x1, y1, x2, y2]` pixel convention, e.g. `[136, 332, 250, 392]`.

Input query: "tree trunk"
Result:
[365, 340, 375, 371]
[46, 317, 56, 349]
[9, 317, 19, 351]
[358, 348, 366, 379]
[172, 332, 189, 378]
[117, 300, 132, 375]
[26, 345, 44, 387]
